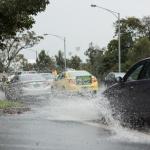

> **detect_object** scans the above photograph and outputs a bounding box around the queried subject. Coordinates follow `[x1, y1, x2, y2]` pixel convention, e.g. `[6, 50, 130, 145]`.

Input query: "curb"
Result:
[0, 107, 31, 115]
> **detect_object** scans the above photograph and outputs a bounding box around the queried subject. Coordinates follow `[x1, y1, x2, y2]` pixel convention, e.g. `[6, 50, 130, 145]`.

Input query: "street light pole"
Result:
[91, 4, 121, 72]
[118, 13, 121, 73]
[64, 37, 67, 71]
[44, 33, 67, 71]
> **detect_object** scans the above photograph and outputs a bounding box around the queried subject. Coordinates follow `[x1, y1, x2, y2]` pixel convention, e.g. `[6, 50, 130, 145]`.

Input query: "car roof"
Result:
[40, 73, 52, 75]
[19, 73, 43, 78]
[65, 70, 91, 77]
[132, 57, 150, 65]
[140, 57, 150, 61]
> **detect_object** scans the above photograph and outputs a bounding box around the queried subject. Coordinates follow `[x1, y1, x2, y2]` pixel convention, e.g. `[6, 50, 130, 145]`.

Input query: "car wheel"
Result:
[5, 90, 11, 100]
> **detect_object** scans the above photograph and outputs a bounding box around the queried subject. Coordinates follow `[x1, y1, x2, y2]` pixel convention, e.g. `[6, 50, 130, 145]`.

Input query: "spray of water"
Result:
[28, 86, 150, 144]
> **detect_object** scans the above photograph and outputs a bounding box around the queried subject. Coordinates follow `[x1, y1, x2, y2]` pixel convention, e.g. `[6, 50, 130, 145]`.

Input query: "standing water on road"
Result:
[25, 87, 150, 145]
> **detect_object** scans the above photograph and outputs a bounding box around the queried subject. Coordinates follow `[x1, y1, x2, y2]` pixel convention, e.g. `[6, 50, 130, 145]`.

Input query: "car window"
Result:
[141, 62, 150, 79]
[57, 73, 65, 80]
[126, 64, 144, 81]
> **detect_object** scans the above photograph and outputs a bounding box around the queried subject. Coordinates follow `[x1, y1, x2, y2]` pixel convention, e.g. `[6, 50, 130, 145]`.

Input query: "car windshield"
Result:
[19, 74, 45, 82]
[40, 73, 55, 80]
[68, 71, 91, 77]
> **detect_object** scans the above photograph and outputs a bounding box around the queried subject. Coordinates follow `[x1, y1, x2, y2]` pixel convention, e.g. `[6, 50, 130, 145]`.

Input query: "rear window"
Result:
[19, 74, 45, 82]
[76, 76, 91, 85]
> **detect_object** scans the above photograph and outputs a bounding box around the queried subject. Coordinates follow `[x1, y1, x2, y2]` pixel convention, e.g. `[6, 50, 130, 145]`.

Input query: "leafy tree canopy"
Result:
[36, 50, 55, 72]
[55, 50, 65, 71]
[67, 55, 82, 70]
[0, 0, 49, 36]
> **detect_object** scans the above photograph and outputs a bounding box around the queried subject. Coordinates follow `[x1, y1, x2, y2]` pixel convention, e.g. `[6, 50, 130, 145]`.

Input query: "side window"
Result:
[57, 73, 65, 80]
[142, 63, 150, 79]
[126, 64, 144, 81]
[62, 73, 65, 79]
[57, 74, 62, 80]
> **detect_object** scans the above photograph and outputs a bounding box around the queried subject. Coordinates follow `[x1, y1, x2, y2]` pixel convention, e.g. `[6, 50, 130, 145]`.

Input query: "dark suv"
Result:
[104, 58, 150, 127]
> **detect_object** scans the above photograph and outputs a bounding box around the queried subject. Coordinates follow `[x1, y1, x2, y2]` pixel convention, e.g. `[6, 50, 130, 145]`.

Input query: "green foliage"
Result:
[85, 16, 150, 79]
[142, 16, 150, 40]
[115, 17, 143, 39]
[126, 37, 150, 68]
[0, 100, 23, 109]
[0, 0, 49, 36]
[11, 54, 28, 71]
[55, 50, 65, 71]
[84, 43, 103, 76]
[0, 31, 43, 72]
[36, 50, 55, 72]
[0, 0, 49, 72]
[67, 55, 82, 70]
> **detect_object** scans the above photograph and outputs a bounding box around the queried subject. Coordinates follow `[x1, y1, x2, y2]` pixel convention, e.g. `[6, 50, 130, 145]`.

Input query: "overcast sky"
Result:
[22, 0, 150, 63]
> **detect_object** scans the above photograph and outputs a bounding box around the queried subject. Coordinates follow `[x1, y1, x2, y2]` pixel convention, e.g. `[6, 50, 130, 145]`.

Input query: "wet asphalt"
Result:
[0, 95, 150, 150]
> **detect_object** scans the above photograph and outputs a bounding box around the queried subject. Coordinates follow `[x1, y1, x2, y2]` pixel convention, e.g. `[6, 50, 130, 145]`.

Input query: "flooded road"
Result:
[0, 90, 150, 150]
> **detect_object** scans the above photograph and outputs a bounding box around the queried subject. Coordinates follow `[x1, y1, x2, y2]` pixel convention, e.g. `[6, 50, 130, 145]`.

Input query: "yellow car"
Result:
[53, 70, 98, 93]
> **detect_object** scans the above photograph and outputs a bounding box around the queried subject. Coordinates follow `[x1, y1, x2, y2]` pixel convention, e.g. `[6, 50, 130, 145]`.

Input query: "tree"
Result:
[55, 50, 65, 71]
[85, 42, 103, 75]
[115, 17, 143, 40]
[24, 63, 37, 71]
[85, 42, 101, 66]
[115, 16, 150, 70]
[83, 16, 150, 78]
[0, 0, 49, 72]
[0, 31, 43, 72]
[0, 0, 49, 36]
[36, 50, 55, 72]
[142, 16, 150, 40]
[68, 55, 82, 70]
[11, 54, 28, 72]
[102, 17, 148, 73]
[126, 37, 150, 68]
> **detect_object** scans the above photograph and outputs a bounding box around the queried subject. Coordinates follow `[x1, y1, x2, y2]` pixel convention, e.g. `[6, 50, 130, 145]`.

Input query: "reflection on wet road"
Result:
[0, 90, 150, 150]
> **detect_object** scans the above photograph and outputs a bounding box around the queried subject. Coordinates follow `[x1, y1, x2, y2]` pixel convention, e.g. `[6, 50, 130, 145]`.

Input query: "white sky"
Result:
[22, 0, 150, 63]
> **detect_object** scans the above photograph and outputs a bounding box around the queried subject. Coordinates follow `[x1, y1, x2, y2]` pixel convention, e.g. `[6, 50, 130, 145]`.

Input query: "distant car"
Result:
[104, 58, 150, 127]
[19, 71, 37, 74]
[104, 72, 125, 87]
[53, 70, 98, 94]
[5, 73, 51, 100]
[40, 73, 55, 87]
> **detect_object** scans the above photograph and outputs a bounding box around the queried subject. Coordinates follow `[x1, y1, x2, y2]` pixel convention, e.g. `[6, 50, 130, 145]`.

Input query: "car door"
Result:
[121, 60, 150, 117]
[106, 60, 147, 116]
[55, 73, 66, 89]
[126, 60, 150, 118]
[55, 73, 63, 89]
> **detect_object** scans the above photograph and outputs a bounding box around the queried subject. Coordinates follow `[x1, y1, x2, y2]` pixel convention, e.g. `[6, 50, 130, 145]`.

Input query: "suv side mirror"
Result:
[116, 76, 123, 83]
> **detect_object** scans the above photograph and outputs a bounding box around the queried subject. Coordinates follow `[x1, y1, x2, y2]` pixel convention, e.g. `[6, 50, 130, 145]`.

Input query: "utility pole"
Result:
[91, 4, 121, 72]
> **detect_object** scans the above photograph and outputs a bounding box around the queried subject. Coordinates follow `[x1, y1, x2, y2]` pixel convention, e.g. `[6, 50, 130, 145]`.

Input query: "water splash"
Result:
[30, 87, 150, 144]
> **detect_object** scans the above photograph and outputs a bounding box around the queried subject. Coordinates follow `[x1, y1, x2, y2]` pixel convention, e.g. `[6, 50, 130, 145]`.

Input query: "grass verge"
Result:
[0, 100, 23, 109]
[0, 100, 30, 114]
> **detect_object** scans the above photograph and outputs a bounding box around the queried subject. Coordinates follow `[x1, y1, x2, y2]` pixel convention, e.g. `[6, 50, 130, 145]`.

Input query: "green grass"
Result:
[0, 100, 23, 109]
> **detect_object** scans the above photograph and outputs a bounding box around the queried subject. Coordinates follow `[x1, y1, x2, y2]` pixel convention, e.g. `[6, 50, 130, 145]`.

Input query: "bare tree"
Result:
[0, 31, 43, 72]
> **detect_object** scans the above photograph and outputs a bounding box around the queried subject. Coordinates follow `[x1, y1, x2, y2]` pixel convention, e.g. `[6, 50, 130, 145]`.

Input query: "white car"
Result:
[40, 73, 55, 87]
[5, 73, 51, 100]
